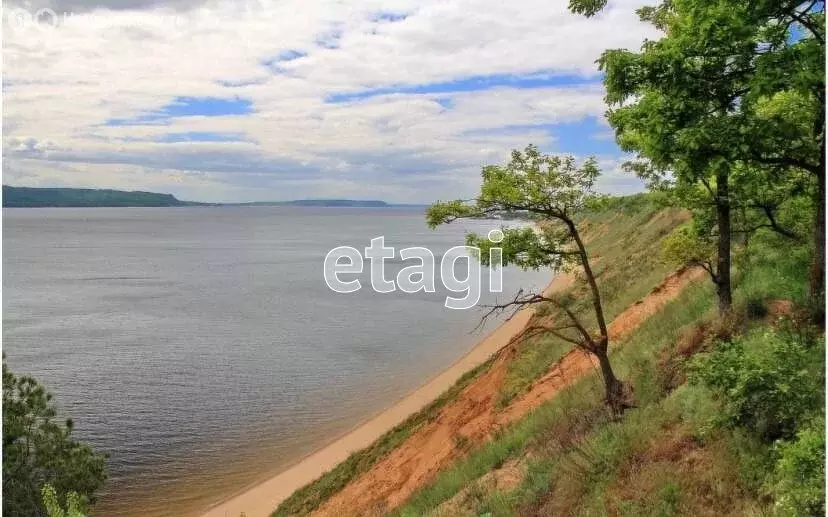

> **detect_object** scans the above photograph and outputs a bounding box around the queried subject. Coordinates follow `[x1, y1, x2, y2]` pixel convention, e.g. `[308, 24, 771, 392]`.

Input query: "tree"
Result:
[650, 159, 809, 310]
[570, 0, 825, 316]
[3, 358, 107, 517]
[427, 145, 632, 414]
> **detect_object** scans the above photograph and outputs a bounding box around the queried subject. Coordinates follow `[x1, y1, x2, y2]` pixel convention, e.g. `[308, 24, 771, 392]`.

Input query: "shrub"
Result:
[688, 329, 824, 441]
[3, 359, 107, 517]
[660, 223, 715, 275]
[768, 417, 825, 517]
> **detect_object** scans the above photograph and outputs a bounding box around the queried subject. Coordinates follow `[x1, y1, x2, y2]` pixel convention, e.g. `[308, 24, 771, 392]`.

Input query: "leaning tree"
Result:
[428, 144, 632, 414]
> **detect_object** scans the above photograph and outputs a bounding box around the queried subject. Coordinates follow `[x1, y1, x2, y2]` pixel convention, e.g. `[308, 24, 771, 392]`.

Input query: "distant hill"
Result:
[236, 199, 391, 207]
[2, 186, 423, 209]
[2, 186, 200, 208]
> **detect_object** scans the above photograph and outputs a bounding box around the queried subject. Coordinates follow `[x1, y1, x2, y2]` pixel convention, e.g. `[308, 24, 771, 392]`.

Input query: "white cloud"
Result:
[2, 0, 657, 202]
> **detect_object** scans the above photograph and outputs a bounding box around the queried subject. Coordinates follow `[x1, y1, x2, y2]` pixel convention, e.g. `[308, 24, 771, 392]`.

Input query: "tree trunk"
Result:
[811, 165, 825, 322]
[716, 166, 732, 315]
[567, 220, 609, 343]
[810, 90, 825, 323]
[564, 218, 629, 413]
[594, 348, 626, 416]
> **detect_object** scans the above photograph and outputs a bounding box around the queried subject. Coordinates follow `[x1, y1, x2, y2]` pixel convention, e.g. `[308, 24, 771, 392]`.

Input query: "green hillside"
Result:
[274, 194, 824, 517]
[2, 186, 196, 208]
[395, 202, 821, 517]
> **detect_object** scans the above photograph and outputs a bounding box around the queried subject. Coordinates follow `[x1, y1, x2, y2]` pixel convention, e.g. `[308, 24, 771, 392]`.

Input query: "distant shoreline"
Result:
[2, 185, 426, 208]
[199, 271, 566, 517]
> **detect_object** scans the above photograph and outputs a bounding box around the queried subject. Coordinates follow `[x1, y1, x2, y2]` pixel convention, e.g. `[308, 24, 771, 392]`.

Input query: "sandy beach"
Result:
[200, 274, 564, 517]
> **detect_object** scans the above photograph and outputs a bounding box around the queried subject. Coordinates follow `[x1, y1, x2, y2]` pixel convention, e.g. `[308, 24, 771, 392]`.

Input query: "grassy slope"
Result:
[274, 194, 690, 516]
[498, 194, 688, 406]
[275, 194, 821, 517]
[393, 208, 820, 516]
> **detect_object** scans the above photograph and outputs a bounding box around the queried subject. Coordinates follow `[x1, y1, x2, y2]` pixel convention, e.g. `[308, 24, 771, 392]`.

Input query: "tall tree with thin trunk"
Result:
[427, 145, 631, 414]
[570, 0, 825, 317]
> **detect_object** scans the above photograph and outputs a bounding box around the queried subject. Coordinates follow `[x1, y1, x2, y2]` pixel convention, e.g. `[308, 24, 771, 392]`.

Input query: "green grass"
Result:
[394, 228, 814, 516]
[496, 333, 572, 408]
[393, 277, 717, 517]
[735, 231, 811, 309]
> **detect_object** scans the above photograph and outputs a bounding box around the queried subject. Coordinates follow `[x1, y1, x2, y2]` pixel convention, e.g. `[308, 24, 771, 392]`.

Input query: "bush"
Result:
[769, 417, 825, 517]
[688, 329, 824, 441]
[660, 224, 715, 272]
[3, 359, 107, 517]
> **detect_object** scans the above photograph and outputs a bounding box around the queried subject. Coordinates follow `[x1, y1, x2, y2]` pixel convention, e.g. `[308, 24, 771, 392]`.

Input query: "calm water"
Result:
[3, 207, 549, 516]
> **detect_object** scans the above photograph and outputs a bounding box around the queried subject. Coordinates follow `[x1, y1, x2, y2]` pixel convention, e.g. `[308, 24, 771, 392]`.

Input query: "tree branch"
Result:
[788, 4, 824, 43]
[749, 153, 821, 176]
[476, 289, 595, 349]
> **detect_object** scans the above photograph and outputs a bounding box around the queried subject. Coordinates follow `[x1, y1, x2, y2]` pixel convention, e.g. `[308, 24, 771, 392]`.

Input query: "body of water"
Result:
[3, 206, 549, 516]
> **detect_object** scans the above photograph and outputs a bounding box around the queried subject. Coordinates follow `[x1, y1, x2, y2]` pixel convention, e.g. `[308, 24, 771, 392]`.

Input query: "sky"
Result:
[2, 0, 658, 203]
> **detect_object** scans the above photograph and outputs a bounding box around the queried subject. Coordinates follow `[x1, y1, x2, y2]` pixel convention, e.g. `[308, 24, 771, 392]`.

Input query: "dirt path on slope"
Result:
[313, 266, 704, 516]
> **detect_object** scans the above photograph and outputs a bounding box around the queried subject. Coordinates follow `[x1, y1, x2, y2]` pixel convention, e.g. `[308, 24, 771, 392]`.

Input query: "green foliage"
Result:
[653, 480, 682, 517]
[769, 417, 826, 517]
[428, 144, 600, 273]
[3, 358, 107, 517]
[744, 297, 768, 319]
[728, 163, 813, 242]
[480, 146, 599, 214]
[661, 224, 715, 273]
[594, 0, 824, 178]
[689, 329, 824, 441]
[567, 0, 607, 17]
[425, 199, 483, 229]
[577, 0, 825, 311]
[41, 485, 86, 517]
[466, 224, 571, 271]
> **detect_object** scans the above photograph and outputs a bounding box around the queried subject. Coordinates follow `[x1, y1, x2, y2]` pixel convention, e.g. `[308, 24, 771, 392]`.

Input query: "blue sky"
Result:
[325, 73, 594, 103]
[105, 97, 254, 126]
[2, 0, 656, 203]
